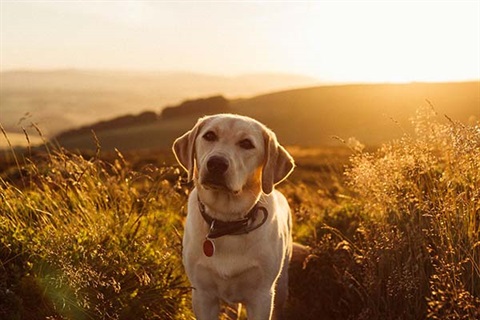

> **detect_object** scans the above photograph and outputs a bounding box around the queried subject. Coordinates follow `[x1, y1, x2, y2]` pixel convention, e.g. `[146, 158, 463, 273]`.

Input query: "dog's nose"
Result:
[207, 156, 229, 174]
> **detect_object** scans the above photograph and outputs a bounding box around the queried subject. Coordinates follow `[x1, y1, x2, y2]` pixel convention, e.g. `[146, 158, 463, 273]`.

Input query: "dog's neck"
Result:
[195, 186, 262, 221]
[197, 196, 268, 239]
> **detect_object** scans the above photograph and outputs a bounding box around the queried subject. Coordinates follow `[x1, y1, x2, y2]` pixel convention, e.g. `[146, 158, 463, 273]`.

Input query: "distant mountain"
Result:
[0, 69, 318, 137]
[53, 82, 479, 151]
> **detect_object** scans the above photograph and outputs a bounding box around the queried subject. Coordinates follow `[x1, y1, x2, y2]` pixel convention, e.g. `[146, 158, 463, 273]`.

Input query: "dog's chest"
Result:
[201, 236, 259, 277]
[197, 243, 264, 303]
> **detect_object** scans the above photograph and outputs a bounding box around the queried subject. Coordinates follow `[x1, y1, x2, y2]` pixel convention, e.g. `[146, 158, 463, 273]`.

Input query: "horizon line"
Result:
[1, 67, 479, 86]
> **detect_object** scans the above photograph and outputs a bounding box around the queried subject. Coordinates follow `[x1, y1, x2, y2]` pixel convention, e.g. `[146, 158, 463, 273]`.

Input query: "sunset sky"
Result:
[1, 0, 479, 83]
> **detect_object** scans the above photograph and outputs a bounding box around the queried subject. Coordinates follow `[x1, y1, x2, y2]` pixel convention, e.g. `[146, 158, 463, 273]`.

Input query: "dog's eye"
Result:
[238, 139, 255, 150]
[203, 131, 217, 142]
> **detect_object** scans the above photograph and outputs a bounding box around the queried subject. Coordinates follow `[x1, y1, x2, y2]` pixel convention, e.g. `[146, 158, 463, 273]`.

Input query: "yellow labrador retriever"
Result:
[173, 114, 294, 320]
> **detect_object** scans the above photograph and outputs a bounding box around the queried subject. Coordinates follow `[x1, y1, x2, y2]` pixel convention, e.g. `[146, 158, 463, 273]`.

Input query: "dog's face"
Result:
[173, 114, 294, 210]
[194, 115, 265, 195]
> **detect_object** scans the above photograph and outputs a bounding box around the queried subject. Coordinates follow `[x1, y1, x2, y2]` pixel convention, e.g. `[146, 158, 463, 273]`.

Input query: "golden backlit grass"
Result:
[287, 107, 479, 320]
[1, 107, 479, 319]
[346, 107, 480, 319]
[0, 145, 192, 319]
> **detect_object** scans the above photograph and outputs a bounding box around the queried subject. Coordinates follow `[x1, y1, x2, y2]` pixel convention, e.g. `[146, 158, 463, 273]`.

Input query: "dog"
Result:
[173, 113, 295, 320]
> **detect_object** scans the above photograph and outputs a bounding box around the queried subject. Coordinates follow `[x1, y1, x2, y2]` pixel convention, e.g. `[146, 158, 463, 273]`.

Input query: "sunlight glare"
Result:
[282, 1, 480, 82]
[1, 1, 478, 82]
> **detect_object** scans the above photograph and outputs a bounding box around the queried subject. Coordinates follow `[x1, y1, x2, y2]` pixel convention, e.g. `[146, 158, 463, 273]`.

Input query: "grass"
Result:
[0, 138, 192, 319]
[1, 106, 479, 319]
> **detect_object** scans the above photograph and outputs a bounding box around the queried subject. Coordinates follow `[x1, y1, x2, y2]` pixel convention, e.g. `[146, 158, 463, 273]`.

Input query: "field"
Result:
[1, 108, 479, 319]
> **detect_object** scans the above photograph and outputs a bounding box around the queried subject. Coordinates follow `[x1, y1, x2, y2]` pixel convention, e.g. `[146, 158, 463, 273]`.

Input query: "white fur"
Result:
[173, 114, 294, 320]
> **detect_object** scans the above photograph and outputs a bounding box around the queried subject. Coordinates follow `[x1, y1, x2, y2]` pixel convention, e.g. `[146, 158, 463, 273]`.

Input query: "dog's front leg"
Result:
[192, 289, 220, 320]
[245, 289, 275, 320]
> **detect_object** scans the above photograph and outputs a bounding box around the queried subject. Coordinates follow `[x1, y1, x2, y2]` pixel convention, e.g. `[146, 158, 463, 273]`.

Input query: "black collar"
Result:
[198, 197, 268, 239]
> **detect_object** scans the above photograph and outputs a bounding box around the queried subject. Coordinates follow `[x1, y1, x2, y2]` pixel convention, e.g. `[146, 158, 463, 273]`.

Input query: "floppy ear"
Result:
[262, 129, 295, 194]
[172, 118, 206, 181]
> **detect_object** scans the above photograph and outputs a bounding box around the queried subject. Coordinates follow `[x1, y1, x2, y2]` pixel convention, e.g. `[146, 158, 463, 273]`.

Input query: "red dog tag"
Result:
[203, 239, 215, 257]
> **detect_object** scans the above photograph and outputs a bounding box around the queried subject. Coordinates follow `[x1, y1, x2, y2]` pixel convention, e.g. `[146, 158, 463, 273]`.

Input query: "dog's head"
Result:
[173, 114, 294, 203]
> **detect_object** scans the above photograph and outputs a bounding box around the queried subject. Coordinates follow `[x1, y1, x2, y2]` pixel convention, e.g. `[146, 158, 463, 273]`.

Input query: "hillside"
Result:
[233, 82, 480, 146]
[0, 70, 317, 137]
[53, 82, 480, 151]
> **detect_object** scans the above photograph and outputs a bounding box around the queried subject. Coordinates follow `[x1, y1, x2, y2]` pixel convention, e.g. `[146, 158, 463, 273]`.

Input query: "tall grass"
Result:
[347, 106, 479, 319]
[0, 143, 191, 319]
[287, 106, 479, 319]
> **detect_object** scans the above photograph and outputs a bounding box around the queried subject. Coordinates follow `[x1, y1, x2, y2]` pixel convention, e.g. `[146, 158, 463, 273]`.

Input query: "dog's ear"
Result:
[172, 117, 207, 181]
[262, 129, 295, 194]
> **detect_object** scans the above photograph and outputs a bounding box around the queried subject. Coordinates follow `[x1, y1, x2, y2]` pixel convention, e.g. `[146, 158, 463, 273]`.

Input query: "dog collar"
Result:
[198, 197, 268, 240]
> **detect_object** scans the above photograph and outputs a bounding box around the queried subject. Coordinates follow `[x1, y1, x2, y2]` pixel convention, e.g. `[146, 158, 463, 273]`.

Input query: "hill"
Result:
[233, 82, 480, 146]
[0, 70, 317, 137]
[53, 82, 480, 151]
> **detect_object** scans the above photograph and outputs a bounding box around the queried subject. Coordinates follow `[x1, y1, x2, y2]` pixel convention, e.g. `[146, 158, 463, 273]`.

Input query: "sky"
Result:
[1, 0, 479, 83]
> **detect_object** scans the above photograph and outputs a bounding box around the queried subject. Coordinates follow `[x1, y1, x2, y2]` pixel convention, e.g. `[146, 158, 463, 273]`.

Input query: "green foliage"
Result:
[0, 149, 191, 319]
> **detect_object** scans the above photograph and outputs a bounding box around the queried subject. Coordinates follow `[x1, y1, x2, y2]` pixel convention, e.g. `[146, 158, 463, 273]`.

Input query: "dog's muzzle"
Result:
[201, 156, 230, 190]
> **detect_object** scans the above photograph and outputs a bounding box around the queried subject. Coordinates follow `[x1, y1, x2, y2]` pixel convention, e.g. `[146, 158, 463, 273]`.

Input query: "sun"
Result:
[273, 1, 480, 83]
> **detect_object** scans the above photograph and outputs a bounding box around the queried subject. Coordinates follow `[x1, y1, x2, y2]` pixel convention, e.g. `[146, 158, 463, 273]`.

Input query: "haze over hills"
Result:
[0, 69, 318, 138]
[53, 81, 480, 151]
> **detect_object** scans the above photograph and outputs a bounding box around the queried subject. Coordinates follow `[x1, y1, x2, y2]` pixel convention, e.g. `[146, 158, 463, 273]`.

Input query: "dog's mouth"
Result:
[201, 176, 229, 191]
[200, 176, 240, 195]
